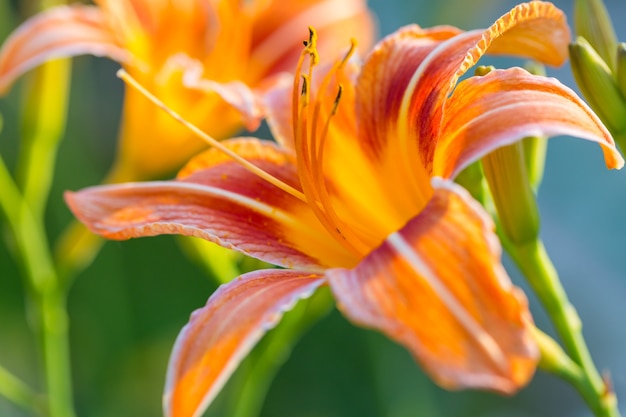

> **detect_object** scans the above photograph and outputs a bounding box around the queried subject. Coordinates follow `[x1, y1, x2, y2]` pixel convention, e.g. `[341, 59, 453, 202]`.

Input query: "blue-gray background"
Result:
[0, 0, 625, 416]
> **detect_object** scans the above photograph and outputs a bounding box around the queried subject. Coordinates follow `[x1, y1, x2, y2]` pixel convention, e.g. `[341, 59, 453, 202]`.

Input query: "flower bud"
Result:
[569, 37, 626, 136]
[522, 62, 547, 191]
[482, 142, 540, 245]
[615, 43, 626, 98]
[574, 0, 618, 71]
[454, 160, 491, 212]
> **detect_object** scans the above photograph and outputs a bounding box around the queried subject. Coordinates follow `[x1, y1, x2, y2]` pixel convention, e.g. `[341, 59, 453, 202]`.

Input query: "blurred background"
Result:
[1, 0, 625, 416]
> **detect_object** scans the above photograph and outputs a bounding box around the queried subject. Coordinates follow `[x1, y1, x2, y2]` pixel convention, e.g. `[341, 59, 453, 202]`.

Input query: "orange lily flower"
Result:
[64, 2, 623, 417]
[0, 0, 375, 181]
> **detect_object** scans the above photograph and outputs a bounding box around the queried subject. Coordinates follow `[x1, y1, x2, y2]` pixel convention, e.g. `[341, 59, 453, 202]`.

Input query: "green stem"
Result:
[511, 239, 619, 417]
[17, 48, 71, 218]
[0, 0, 17, 40]
[36, 288, 74, 417]
[0, 365, 45, 416]
[533, 326, 583, 387]
[8, 1, 76, 415]
[0, 154, 76, 417]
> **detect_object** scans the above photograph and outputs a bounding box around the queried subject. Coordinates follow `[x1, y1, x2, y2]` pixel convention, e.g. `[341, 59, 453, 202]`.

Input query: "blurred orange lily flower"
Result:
[64, 2, 623, 417]
[0, 0, 375, 181]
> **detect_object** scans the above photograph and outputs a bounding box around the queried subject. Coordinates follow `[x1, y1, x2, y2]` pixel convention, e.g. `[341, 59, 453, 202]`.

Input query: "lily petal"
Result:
[95, 0, 227, 66]
[164, 269, 326, 417]
[328, 25, 463, 229]
[355, 24, 463, 161]
[0, 5, 129, 94]
[66, 138, 355, 269]
[399, 2, 570, 171]
[261, 73, 296, 150]
[180, 64, 278, 132]
[327, 178, 538, 394]
[467, 1, 570, 68]
[434, 68, 625, 178]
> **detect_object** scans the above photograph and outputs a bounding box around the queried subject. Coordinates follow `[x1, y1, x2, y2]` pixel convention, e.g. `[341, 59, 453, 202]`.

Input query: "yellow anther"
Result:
[305, 27, 320, 65]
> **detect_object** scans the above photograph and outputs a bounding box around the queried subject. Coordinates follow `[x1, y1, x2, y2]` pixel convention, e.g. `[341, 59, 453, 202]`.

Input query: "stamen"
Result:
[312, 84, 371, 255]
[340, 39, 358, 68]
[290, 29, 368, 256]
[292, 27, 319, 141]
[116, 69, 307, 203]
[305, 27, 320, 65]
[294, 28, 318, 196]
[331, 85, 343, 115]
[300, 76, 308, 98]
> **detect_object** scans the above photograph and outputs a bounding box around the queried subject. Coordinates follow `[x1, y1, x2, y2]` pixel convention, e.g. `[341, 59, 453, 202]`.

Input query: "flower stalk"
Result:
[0, 151, 75, 417]
[511, 240, 620, 417]
[483, 137, 620, 417]
[0, 363, 45, 416]
[533, 326, 581, 386]
[0, 1, 76, 416]
[17, 56, 71, 216]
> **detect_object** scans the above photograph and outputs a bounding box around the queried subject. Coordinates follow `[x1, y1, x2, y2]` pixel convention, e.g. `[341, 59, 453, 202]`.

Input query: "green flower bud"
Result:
[522, 62, 547, 191]
[570, 37, 626, 135]
[454, 160, 491, 211]
[482, 141, 540, 245]
[522, 135, 547, 192]
[574, 0, 618, 71]
[615, 43, 626, 98]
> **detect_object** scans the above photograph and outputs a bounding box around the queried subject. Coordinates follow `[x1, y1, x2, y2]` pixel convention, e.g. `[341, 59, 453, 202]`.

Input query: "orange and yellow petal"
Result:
[67, 138, 355, 269]
[93, 0, 148, 58]
[397, 2, 570, 171]
[356, 24, 462, 163]
[0, 5, 129, 94]
[196, 1, 255, 80]
[481, 1, 569, 68]
[95, 0, 227, 67]
[327, 25, 463, 229]
[295, 30, 452, 254]
[327, 179, 538, 393]
[164, 269, 326, 417]
[433, 68, 624, 178]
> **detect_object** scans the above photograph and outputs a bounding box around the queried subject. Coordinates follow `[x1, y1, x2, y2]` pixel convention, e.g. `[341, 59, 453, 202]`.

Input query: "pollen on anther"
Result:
[301, 76, 308, 96]
[332, 85, 343, 115]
